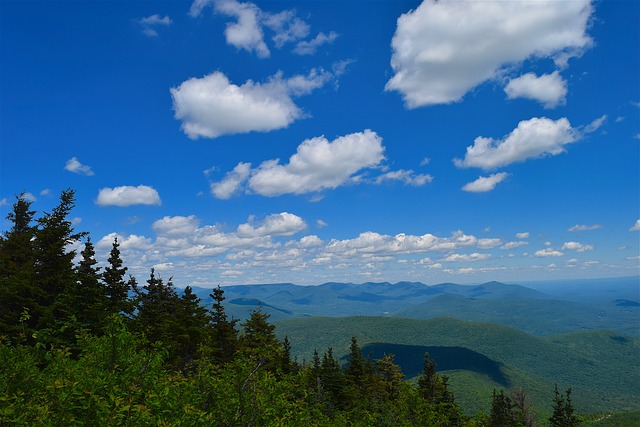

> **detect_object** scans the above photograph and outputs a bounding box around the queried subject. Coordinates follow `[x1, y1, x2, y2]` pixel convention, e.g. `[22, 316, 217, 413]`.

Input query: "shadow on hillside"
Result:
[360, 343, 510, 387]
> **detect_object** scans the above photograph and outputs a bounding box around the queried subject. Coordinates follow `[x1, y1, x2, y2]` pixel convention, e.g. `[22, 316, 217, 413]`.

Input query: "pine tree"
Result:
[375, 354, 404, 402]
[240, 305, 283, 372]
[64, 238, 107, 333]
[33, 188, 85, 328]
[344, 336, 368, 387]
[0, 194, 39, 340]
[103, 237, 133, 316]
[549, 385, 580, 427]
[320, 347, 346, 409]
[208, 285, 238, 364]
[490, 388, 521, 427]
[177, 286, 209, 367]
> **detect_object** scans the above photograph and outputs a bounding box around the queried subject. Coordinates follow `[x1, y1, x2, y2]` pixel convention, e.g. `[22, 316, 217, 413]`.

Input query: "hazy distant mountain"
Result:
[188, 276, 639, 337]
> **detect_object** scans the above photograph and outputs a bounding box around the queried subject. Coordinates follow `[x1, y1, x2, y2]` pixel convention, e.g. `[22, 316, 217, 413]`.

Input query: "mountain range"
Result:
[189, 276, 639, 337]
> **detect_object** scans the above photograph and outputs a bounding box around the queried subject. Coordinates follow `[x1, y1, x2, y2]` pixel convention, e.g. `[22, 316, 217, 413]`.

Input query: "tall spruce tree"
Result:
[489, 389, 521, 427]
[103, 237, 133, 316]
[69, 238, 107, 333]
[240, 305, 283, 372]
[375, 354, 404, 402]
[549, 385, 580, 427]
[0, 194, 39, 339]
[33, 188, 85, 329]
[208, 285, 238, 364]
[177, 286, 209, 367]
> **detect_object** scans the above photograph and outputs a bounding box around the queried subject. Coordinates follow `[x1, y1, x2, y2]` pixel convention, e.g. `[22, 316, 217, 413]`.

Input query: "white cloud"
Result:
[171, 69, 333, 139]
[386, 0, 593, 108]
[501, 241, 528, 250]
[293, 31, 339, 55]
[299, 235, 323, 248]
[375, 169, 433, 186]
[22, 193, 37, 202]
[263, 10, 310, 48]
[189, 0, 215, 17]
[316, 219, 328, 228]
[477, 238, 502, 249]
[65, 157, 94, 176]
[214, 0, 269, 57]
[324, 230, 491, 258]
[462, 172, 509, 192]
[248, 130, 384, 196]
[97, 232, 153, 251]
[583, 114, 608, 134]
[516, 232, 529, 239]
[534, 248, 564, 257]
[568, 224, 602, 232]
[211, 130, 385, 198]
[443, 252, 491, 262]
[561, 241, 594, 252]
[96, 185, 161, 207]
[190, 1, 336, 59]
[211, 162, 252, 199]
[237, 212, 307, 237]
[454, 117, 580, 170]
[629, 220, 640, 231]
[138, 14, 172, 37]
[504, 71, 567, 108]
[0, 198, 7, 206]
[152, 215, 200, 236]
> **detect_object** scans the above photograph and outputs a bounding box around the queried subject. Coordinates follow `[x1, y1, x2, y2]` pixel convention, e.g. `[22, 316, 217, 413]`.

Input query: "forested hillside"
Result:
[275, 316, 640, 417]
[1, 191, 638, 426]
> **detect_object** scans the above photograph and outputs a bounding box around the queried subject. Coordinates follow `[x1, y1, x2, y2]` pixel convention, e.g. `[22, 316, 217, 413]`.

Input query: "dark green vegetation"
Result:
[274, 316, 640, 418]
[191, 276, 639, 337]
[1, 191, 638, 425]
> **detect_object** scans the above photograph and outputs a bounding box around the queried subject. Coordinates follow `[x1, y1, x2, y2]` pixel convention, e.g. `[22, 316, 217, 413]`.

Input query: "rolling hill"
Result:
[274, 316, 640, 417]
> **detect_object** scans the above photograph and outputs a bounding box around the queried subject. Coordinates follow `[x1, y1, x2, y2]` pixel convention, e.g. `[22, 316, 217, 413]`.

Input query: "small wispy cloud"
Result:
[568, 224, 602, 232]
[462, 172, 509, 192]
[65, 157, 94, 176]
[138, 14, 172, 37]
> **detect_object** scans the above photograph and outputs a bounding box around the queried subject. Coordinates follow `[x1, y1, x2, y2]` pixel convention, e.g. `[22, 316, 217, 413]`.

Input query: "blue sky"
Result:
[1, 0, 638, 287]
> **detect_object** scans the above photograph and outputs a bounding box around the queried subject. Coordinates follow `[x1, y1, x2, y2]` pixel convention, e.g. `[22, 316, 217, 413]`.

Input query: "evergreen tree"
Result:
[135, 270, 179, 345]
[319, 347, 346, 409]
[490, 388, 521, 427]
[240, 305, 284, 372]
[0, 194, 39, 340]
[281, 335, 294, 374]
[64, 238, 107, 333]
[134, 271, 210, 369]
[33, 188, 85, 328]
[344, 336, 370, 388]
[418, 352, 454, 405]
[549, 385, 580, 427]
[208, 285, 238, 364]
[375, 354, 404, 402]
[177, 286, 209, 367]
[102, 237, 133, 316]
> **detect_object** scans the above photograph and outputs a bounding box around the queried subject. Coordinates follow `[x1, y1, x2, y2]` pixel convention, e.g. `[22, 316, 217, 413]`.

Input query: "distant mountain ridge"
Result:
[187, 276, 639, 337]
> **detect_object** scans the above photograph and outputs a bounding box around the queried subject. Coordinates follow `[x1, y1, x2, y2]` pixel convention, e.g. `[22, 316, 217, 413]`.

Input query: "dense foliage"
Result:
[0, 191, 597, 425]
